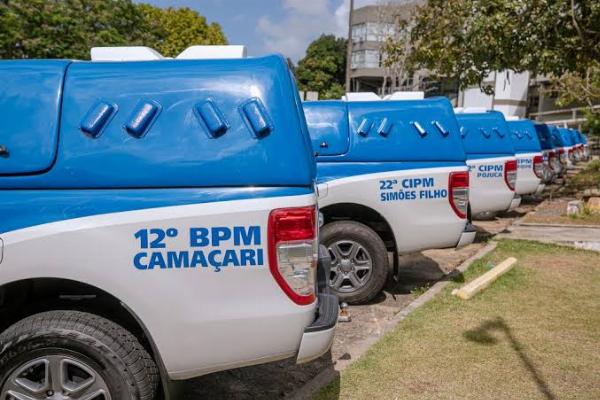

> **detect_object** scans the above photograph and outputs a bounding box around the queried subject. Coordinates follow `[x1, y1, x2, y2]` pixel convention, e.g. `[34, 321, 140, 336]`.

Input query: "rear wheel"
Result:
[473, 211, 498, 220]
[0, 311, 158, 400]
[321, 221, 388, 304]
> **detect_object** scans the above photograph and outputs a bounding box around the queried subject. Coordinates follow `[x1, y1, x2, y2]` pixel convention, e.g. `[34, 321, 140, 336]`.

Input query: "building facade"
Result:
[348, 2, 423, 95]
[348, 3, 596, 131]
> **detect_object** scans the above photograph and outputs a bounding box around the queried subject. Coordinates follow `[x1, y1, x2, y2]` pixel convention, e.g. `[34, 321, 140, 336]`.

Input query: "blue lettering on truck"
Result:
[133, 226, 264, 272]
[476, 164, 503, 178]
[518, 158, 532, 169]
[379, 177, 447, 202]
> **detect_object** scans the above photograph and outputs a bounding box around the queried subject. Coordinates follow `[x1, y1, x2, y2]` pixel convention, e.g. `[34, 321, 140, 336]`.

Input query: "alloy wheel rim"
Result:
[328, 240, 373, 293]
[1, 354, 111, 400]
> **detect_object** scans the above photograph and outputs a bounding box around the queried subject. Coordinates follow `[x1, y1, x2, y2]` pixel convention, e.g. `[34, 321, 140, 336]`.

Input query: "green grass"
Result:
[410, 283, 432, 296]
[315, 240, 600, 400]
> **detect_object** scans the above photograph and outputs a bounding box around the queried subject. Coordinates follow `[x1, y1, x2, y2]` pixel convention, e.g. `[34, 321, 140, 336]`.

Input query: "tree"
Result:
[0, 0, 227, 60]
[295, 34, 347, 100]
[399, 0, 600, 128]
[375, 1, 422, 94]
[0, 0, 154, 59]
[137, 5, 227, 57]
[408, 0, 599, 90]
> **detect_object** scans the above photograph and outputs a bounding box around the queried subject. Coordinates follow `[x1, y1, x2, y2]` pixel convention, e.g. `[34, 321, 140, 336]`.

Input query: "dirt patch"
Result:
[521, 198, 600, 226]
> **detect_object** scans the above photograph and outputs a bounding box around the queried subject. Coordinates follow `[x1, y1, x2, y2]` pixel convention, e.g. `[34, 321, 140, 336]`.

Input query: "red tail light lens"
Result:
[548, 151, 558, 171]
[558, 148, 567, 164]
[448, 171, 469, 219]
[268, 206, 317, 305]
[504, 160, 517, 191]
[533, 155, 544, 179]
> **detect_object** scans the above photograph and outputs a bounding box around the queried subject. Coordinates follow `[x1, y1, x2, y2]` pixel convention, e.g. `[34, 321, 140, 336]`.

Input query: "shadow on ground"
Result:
[182, 352, 338, 400]
[464, 317, 557, 400]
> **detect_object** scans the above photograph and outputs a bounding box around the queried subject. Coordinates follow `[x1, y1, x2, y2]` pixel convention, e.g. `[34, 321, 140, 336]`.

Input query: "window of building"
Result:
[351, 50, 380, 69]
[352, 22, 395, 42]
[352, 23, 367, 42]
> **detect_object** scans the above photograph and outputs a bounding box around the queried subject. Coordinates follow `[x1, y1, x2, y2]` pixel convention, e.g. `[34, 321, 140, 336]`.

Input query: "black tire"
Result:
[473, 210, 498, 221]
[320, 220, 389, 304]
[0, 310, 158, 400]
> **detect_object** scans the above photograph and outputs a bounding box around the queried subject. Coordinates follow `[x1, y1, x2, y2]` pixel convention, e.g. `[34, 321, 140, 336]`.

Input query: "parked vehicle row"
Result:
[0, 46, 590, 399]
[534, 122, 589, 185]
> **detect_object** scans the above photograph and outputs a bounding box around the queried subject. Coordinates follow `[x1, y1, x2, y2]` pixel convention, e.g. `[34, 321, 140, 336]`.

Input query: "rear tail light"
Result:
[268, 206, 318, 305]
[504, 160, 517, 191]
[533, 155, 544, 179]
[548, 151, 558, 171]
[448, 171, 469, 219]
[558, 148, 567, 164]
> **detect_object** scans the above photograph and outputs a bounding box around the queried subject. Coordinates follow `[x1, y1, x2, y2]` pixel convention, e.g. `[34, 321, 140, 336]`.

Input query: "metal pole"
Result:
[345, 0, 354, 92]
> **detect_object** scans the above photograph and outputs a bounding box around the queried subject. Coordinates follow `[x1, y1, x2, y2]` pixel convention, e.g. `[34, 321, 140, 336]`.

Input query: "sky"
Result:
[135, 0, 376, 62]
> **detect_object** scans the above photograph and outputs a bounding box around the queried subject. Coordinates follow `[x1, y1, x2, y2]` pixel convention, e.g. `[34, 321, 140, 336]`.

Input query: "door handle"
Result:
[0, 145, 8, 158]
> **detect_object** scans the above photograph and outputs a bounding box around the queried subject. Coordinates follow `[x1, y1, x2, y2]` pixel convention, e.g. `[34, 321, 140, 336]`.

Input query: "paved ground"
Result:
[498, 224, 600, 251]
[182, 201, 539, 399]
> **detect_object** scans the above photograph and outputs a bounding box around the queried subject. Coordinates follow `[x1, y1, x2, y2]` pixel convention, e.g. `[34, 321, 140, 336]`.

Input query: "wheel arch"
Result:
[0, 277, 174, 399]
[320, 202, 397, 253]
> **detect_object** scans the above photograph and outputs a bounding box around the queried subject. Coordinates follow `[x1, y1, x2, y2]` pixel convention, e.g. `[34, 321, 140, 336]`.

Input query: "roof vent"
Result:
[411, 121, 427, 137]
[432, 121, 449, 137]
[377, 118, 393, 136]
[125, 100, 161, 138]
[91, 46, 165, 62]
[177, 45, 247, 59]
[357, 118, 373, 136]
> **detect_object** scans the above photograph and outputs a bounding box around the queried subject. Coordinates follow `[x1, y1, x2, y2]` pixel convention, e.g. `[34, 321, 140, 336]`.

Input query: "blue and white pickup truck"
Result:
[506, 119, 545, 196]
[548, 126, 570, 174]
[535, 123, 561, 183]
[303, 97, 475, 303]
[0, 49, 337, 399]
[455, 111, 519, 219]
[582, 131, 589, 160]
[556, 127, 576, 167]
[579, 131, 590, 160]
[567, 128, 584, 162]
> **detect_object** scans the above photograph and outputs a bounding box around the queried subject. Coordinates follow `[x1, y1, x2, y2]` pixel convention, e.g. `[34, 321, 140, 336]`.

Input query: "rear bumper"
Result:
[296, 292, 338, 363]
[296, 245, 338, 364]
[456, 223, 476, 248]
[535, 184, 545, 195]
[508, 195, 522, 211]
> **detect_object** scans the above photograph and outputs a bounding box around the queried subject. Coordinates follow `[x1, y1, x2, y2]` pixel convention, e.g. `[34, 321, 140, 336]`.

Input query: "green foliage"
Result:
[295, 34, 347, 100]
[0, 0, 153, 59]
[0, 0, 227, 60]
[583, 109, 600, 138]
[404, 0, 600, 129]
[409, 0, 600, 91]
[585, 159, 600, 173]
[137, 4, 227, 57]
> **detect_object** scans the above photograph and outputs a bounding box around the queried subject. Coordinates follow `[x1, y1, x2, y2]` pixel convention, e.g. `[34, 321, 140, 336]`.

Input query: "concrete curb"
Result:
[494, 234, 600, 253]
[513, 221, 600, 229]
[288, 241, 498, 400]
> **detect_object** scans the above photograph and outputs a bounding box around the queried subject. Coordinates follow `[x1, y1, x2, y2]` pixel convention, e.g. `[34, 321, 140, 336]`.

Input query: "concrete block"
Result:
[452, 257, 517, 300]
[567, 200, 584, 216]
[587, 197, 600, 213]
